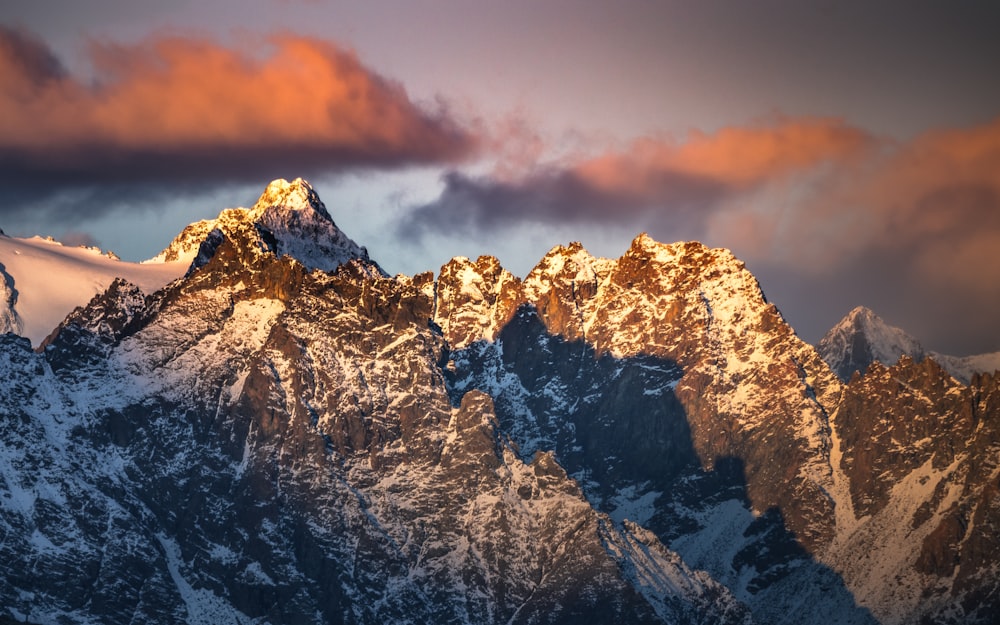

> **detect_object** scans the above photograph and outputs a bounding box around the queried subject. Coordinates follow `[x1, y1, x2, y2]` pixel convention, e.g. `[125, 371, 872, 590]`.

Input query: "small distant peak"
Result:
[251, 177, 331, 220]
[819, 305, 926, 381]
[845, 305, 877, 321]
[839, 306, 894, 334]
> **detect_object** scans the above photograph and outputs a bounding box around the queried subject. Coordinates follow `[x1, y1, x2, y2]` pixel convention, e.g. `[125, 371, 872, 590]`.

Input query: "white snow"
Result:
[608, 484, 662, 525]
[0, 235, 187, 346]
[823, 455, 967, 625]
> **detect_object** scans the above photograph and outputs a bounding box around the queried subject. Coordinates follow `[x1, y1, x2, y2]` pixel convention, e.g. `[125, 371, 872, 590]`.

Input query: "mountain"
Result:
[0, 178, 374, 349]
[2, 179, 998, 624]
[816, 306, 926, 381]
[818, 306, 1000, 384]
[928, 351, 1000, 386]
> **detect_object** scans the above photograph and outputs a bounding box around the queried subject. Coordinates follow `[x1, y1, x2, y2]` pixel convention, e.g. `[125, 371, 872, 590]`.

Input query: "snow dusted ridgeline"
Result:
[0, 184, 753, 624]
[438, 235, 879, 622]
[818, 305, 1000, 384]
[2, 178, 999, 624]
[933, 351, 1000, 385]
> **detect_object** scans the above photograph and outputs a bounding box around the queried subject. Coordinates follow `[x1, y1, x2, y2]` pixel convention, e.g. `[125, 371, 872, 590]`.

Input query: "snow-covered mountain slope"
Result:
[1, 186, 752, 625]
[818, 306, 1000, 384]
[0, 234, 186, 346]
[2, 179, 999, 625]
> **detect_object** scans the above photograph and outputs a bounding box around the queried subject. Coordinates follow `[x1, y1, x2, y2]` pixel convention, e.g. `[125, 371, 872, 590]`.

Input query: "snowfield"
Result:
[0, 234, 187, 345]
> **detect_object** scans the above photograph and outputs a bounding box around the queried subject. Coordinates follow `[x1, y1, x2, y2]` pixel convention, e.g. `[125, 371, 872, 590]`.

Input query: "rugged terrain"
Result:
[1, 179, 997, 624]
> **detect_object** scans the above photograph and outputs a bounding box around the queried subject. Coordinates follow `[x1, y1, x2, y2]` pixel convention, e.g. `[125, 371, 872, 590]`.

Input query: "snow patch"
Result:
[155, 533, 257, 625]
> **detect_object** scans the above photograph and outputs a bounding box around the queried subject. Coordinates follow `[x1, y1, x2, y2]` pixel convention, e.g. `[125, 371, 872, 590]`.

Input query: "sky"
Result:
[2, 0, 1000, 355]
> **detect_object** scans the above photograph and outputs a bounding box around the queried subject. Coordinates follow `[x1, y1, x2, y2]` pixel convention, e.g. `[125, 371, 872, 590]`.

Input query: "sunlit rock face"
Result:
[1, 180, 998, 625]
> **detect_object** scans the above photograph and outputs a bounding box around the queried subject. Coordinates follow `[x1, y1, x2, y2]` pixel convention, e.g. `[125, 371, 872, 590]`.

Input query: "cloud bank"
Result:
[0, 26, 475, 218]
[402, 117, 873, 234]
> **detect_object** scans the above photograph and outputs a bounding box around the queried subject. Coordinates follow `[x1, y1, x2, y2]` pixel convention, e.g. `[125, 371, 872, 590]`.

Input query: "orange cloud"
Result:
[0, 27, 474, 188]
[575, 117, 873, 197]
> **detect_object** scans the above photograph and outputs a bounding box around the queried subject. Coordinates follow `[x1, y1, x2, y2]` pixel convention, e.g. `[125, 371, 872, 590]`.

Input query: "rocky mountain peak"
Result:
[5, 179, 1000, 624]
[248, 177, 332, 221]
[433, 254, 523, 349]
[148, 178, 378, 275]
[816, 306, 1000, 385]
[817, 306, 926, 381]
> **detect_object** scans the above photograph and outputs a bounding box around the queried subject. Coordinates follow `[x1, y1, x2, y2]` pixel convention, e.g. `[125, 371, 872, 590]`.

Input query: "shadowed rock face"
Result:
[2, 181, 999, 625]
[439, 235, 843, 555]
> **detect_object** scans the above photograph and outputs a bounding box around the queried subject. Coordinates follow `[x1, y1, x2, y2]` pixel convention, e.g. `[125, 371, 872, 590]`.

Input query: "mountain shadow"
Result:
[446, 303, 878, 624]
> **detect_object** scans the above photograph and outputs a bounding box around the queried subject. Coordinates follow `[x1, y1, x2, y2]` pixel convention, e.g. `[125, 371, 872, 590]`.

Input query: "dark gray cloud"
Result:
[400, 168, 726, 239]
[402, 117, 870, 238]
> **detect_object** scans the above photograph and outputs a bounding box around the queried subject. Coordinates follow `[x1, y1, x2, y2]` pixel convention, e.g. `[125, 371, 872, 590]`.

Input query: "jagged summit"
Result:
[146, 178, 377, 274]
[817, 306, 926, 381]
[249, 177, 332, 220]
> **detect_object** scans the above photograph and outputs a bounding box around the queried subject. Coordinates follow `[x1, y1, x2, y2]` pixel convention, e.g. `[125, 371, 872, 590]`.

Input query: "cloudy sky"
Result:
[2, 0, 1000, 355]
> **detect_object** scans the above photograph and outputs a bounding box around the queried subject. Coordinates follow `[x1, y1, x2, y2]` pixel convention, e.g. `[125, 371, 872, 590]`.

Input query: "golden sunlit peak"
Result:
[251, 177, 329, 219]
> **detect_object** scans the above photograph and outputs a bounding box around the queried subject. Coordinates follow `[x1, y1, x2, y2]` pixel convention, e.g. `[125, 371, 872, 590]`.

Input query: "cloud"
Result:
[401, 117, 872, 237]
[0, 26, 475, 219]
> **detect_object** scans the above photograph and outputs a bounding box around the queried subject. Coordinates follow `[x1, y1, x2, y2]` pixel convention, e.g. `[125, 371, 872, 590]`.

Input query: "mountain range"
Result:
[1, 178, 998, 624]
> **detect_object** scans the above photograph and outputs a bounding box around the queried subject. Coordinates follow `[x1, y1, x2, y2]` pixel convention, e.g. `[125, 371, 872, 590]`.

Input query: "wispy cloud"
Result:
[0, 26, 475, 218]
